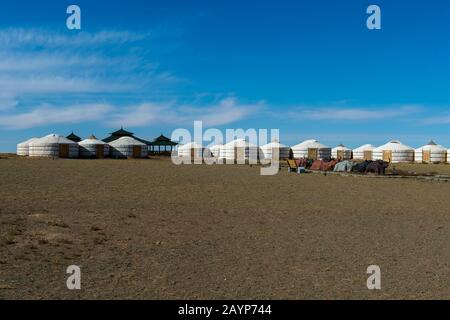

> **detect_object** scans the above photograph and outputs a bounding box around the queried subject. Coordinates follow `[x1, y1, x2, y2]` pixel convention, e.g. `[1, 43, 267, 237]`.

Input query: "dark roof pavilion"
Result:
[66, 132, 82, 143]
[149, 134, 178, 153]
[102, 127, 151, 145]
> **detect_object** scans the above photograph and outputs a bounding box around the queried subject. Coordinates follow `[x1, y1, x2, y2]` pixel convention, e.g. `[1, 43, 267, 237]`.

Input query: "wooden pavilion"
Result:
[102, 127, 151, 145]
[149, 134, 178, 155]
[66, 132, 82, 143]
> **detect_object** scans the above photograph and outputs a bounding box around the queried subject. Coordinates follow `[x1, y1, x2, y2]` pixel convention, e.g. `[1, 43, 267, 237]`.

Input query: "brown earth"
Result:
[0, 158, 449, 299]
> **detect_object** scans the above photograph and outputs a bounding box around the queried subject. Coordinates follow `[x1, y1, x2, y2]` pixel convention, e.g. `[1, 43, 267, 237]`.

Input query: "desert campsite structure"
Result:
[331, 144, 352, 160]
[260, 141, 291, 161]
[291, 139, 332, 160]
[16, 138, 39, 156]
[352, 144, 375, 161]
[66, 132, 82, 143]
[177, 142, 211, 160]
[148, 134, 178, 155]
[109, 136, 149, 159]
[79, 135, 110, 159]
[373, 140, 415, 163]
[102, 127, 151, 145]
[29, 134, 79, 158]
[414, 140, 448, 163]
[220, 139, 260, 163]
[210, 144, 223, 159]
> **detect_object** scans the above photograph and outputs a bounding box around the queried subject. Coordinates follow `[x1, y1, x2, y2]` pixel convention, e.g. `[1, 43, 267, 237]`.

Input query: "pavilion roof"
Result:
[149, 134, 178, 146]
[66, 132, 82, 142]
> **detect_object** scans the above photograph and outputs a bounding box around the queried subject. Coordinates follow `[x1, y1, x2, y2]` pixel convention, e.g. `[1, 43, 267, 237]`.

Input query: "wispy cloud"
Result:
[0, 27, 182, 111]
[286, 105, 422, 122]
[0, 98, 261, 130]
[0, 28, 148, 48]
[420, 113, 450, 125]
[0, 104, 112, 130]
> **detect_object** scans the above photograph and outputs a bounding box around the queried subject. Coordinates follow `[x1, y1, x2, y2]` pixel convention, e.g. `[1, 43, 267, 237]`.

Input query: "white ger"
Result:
[109, 136, 148, 158]
[352, 144, 376, 161]
[17, 137, 40, 156]
[177, 142, 212, 160]
[373, 140, 414, 163]
[29, 134, 79, 158]
[220, 139, 260, 163]
[78, 135, 110, 159]
[414, 140, 447, 163]
[260, 141, 291, 161]
[291, 139, 331, 160]
[332, 144, 352, 160]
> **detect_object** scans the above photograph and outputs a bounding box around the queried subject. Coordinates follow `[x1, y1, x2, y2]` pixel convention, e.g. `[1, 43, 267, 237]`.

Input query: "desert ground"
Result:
[0, 157, 449, 299]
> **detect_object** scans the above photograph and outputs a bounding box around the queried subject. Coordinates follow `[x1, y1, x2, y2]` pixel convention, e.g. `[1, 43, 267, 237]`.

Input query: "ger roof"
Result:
[17, 137, 40, 147]
[332, 144, 351, 151]
[79, 135, 107, 145]
[109, 136, 147, 147]
[224, 138, 258, 148]
[261, 141, 290, 149]
[291, 139, 330, 150]
[415, 140, 447, 152]
[30, 134, 78, 145]
[374, 140, 414, 152]
[353, 144, 375, 152]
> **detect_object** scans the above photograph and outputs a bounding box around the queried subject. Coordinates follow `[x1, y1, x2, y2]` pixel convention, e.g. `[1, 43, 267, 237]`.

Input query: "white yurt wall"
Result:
[17, 137, 40, 156]
[373, 140, 414, 163]
[260, 141, 291, 160]
[79, 135, 110, 158]
[414, 140, 447, 163]
[177, 142, 211, 159]
[29, 134, 79, 158]
[210, 144, 222, 159]
[109, 137, 148, 158]
[221, 139, 260, 163]
[353, 144, 375, 160]
[291, 139, 332, 160]
[331, 144, 352, 160]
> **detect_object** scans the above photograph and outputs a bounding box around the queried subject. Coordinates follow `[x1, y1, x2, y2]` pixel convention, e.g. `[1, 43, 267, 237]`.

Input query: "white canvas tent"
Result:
[260, 141, 291, 161]
[17, 137, 40, 156]
[291, 139, 331, 160]
[414, 140, 447, 163]
[332, 144, 352, 160]
[109, 137, 148, 158]
[79, 135, 109, 158]
[373, 140, 414, 163]
[29, 134, 79, 158]
[221, 139, 260, 163]
[352, 144, 375, 160]
[210, 144, 223, 159]
[177, 142, 211, 160]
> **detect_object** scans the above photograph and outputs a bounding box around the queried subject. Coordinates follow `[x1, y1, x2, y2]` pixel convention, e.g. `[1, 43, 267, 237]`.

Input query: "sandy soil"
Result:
[0, 158, 449, 299]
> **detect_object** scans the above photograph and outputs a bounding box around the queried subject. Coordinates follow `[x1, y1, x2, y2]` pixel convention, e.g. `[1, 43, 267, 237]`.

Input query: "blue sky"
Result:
[1, 0, 450, 151]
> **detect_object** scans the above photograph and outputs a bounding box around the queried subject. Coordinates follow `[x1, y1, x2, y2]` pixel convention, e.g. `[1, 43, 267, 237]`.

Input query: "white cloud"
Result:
[0, 98, 260, 130]
[420, 114, 450, 125]
[0, 27, 181, 105]
[0, 28, 148, 48]
[0, 104, 112, 130]
[0, 76, 133, 94]
[283, 105, 422, 122]
[0, 93, 18, 111]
